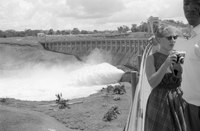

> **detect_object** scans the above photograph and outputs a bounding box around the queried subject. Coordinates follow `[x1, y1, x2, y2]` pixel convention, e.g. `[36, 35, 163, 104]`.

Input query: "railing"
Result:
[124, 36, 154, 131]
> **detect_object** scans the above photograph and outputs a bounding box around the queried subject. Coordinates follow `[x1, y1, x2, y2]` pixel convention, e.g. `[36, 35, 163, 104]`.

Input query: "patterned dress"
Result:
[144, 52, 186, 131]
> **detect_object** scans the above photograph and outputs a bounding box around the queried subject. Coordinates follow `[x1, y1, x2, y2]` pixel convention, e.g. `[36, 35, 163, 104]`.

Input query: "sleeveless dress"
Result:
[144, 52, 186, 131]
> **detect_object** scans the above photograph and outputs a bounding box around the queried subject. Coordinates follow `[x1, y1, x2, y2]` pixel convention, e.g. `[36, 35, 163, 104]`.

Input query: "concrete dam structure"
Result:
[38, 33, 150, 69]
[37, 17, 158, 69]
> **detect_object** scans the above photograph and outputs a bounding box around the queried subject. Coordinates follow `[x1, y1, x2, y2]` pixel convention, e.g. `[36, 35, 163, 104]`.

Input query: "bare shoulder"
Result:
[146, 54, 155, 72]
[146, 54, 156, 79]
[146, 54, 154, 65]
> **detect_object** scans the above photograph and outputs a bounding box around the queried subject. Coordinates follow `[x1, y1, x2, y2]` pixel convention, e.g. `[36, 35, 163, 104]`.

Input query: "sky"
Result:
[0, 0, 187, 31]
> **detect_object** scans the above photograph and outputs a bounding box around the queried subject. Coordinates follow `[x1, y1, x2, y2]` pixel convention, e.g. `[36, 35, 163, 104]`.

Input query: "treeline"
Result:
[0, 18, 188, 38]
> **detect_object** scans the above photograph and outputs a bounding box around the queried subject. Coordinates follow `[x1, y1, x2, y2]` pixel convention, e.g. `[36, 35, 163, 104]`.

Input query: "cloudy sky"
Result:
[0, 0, 186, 31]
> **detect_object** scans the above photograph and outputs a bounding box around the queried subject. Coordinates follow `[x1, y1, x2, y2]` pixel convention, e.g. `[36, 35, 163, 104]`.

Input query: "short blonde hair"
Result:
[154, 23, 179, 38]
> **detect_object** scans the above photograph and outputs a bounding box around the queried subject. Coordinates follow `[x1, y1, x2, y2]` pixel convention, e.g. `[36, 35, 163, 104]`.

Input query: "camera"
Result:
[173, 51, 186, 64]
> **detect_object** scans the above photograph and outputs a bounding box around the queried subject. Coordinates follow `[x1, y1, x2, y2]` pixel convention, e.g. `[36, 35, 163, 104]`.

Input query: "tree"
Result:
[117, 25, 130, 33]
[80, 30, 88, 34]
[60, 30, 70, 35]
[0, 30, 5, 37]
[48, 29, 54, 35]
[56, 30, 61, 35]
[24, 29, 32, 36]
[71, 28, 80, 35]
[137, 22, 148, 32]
[131, 24, 138, 32]
[93, 30, 98, 34]
[4, 30, 16, 37]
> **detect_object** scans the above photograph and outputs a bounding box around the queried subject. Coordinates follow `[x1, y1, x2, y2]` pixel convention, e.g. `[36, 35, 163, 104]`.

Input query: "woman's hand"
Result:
[165, 53, 177, 67]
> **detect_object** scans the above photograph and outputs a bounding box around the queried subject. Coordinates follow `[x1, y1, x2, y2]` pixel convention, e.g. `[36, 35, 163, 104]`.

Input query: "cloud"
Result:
[0, 0, 186, 31]
[106, 0, 184, 23]
[60, 0, 125, 19]
[100, 0, 185, 29]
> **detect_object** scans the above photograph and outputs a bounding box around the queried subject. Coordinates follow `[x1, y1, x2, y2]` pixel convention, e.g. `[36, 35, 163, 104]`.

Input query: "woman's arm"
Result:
[145, 55, 172, 88]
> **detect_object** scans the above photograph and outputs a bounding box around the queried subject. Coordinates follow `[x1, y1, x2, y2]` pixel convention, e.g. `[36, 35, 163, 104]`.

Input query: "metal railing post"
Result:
[130, 71, 138, 100]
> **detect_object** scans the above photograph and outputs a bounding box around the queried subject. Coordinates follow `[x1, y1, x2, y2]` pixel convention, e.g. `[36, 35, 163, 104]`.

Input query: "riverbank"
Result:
[0, 82, 132, 131]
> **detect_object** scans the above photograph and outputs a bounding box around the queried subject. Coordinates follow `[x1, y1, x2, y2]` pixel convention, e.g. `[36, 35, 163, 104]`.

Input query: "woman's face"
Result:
[158, 35, 177, 51]
[183, 0, 200, 27]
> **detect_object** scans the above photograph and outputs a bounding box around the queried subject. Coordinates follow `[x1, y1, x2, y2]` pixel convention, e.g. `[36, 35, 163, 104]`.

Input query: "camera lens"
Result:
[179, 57, 184, 64]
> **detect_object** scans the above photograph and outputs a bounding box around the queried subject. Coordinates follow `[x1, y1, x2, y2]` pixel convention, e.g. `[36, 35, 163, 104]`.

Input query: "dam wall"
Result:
[38, 33, 150, 70]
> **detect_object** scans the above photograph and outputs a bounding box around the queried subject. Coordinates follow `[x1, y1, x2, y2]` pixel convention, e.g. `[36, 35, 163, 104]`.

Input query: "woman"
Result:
[144, 24, 186, 131]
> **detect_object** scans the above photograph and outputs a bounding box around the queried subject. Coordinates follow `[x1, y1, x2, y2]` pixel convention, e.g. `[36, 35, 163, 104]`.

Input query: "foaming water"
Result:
[0, 47, 124, 101]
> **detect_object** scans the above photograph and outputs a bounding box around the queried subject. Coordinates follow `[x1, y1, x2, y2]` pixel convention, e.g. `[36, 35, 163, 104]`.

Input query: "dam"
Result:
[37, 17, 158, 69]
[39, 33, 149, 56]
[38, 34, 149, 68]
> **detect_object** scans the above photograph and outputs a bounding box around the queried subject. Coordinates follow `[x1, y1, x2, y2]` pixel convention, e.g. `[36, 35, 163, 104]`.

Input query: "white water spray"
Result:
[0, 46, 124, 101]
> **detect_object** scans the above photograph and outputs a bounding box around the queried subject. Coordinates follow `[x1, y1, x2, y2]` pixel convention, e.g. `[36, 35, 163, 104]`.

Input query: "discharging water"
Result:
[0, 45, 124, 101]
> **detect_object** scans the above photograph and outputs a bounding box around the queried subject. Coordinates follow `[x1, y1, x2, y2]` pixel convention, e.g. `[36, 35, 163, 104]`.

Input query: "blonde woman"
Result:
[144, 24, 186, 131]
